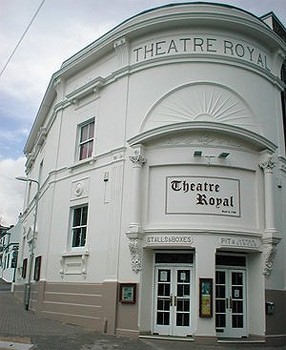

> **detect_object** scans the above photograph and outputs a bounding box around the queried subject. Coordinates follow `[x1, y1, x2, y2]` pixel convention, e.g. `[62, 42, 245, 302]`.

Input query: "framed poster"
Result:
[119, 283, 136, 304]
[199, 278, 213, 318]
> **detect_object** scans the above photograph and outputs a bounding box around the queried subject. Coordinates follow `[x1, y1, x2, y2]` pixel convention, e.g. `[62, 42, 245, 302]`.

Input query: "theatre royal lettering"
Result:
[132, 35, 271, 72]
[166, 176, 240, 216]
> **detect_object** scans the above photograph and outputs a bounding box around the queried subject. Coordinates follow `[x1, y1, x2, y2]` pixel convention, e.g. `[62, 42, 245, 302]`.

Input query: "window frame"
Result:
[70, 205, 89, 250]
[11, 250, 17, 268]
[34, 256, 42, 281]
[77, 118, 95, 162]
[22, 258, 28, 279]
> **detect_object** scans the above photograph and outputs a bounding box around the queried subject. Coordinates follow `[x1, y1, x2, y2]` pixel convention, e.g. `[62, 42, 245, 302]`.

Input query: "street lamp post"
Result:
[15, 176, 40, 311]
[11, 245, 19, 293]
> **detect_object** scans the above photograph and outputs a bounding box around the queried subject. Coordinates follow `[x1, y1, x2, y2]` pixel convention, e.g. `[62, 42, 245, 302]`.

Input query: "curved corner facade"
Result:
[15, 3, 286, 346]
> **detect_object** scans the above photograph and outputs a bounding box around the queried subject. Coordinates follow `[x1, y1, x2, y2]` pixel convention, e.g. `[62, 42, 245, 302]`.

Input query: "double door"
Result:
[153, 266, 192, 337]
[215, 269, 246, 338]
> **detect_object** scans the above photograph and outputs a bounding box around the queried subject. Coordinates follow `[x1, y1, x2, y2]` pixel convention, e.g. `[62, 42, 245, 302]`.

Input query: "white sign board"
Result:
[220, 237, 260, 249]
[145, 235, 194, 246]
[166, 176, 240, 217]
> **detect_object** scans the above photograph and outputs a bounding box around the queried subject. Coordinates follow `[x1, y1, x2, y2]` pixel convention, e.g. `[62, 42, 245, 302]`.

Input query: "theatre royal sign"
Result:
[132, 35, 271, 72]
[166, 176, 240, 217]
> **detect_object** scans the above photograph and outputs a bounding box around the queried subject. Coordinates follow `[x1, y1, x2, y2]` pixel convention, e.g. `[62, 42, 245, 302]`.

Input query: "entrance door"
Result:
[153, 266, 192, 337]
[215, 269, 247, 338]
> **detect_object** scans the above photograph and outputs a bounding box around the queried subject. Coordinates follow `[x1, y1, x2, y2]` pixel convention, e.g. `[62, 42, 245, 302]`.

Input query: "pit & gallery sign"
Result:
[166, 176, 240, 216]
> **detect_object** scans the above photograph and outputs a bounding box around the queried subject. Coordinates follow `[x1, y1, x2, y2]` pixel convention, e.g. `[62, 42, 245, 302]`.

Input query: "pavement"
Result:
[0, 279, 285, 350]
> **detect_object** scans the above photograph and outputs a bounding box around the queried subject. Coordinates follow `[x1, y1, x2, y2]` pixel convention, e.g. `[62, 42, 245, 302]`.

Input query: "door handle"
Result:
[169, 294, 177, 307]
[230, 297, 233, 310]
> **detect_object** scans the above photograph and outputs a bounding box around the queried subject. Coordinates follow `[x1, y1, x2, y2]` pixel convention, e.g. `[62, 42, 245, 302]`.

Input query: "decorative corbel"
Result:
[81, 252, 89, 278]
[127, 234, 143, 274]
[262, 238, 281, 276]
[60, 257, 64, 278]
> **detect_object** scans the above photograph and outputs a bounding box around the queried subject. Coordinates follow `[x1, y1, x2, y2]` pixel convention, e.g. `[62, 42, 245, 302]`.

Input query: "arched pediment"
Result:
[129, 122, 276, 153]
[140, 82, 261, 135]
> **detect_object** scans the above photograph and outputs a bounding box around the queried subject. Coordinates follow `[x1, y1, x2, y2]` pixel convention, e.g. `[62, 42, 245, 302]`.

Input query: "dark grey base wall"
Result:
[14, 281, 139, 337]
[14, 284, 285, 345]
[265, 289, 286, 346]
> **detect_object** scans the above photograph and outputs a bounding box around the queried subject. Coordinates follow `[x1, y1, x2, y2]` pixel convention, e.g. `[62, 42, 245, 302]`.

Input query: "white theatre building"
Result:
[15, 3, 286, 346]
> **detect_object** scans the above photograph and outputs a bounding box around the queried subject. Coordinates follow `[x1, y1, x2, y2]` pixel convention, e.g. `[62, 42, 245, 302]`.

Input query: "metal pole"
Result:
[11, 246, 18, 293]
[15, 177, 39, 311]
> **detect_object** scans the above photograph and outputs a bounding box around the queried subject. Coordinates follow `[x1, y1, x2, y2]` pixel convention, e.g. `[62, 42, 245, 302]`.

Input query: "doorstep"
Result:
[217, 337, 266, 344]
[139, 334, 194, 342]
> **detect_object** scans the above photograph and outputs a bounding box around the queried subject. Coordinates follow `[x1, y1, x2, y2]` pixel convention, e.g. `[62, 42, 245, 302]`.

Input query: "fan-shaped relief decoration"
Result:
[140, 83, 260, 134]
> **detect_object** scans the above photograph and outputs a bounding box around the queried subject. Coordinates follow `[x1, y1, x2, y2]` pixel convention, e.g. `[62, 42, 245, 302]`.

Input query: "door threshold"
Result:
[217, 338, 266, 344]
[140, 334, 194, 342]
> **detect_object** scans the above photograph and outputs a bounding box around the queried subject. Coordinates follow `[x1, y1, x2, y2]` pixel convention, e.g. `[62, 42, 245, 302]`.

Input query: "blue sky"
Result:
[0, 92, 31, 159]
[0, 0, 285, 225]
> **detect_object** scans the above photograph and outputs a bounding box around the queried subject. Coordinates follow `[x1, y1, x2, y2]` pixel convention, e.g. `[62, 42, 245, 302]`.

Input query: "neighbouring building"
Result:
[0, 220, 20, 282]
[15, 3, 286, 346]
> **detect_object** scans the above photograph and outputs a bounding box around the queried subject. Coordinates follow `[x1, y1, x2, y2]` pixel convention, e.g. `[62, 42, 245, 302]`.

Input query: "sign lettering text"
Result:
[166, 176, 240, 216]
[132, 36, 270, 72]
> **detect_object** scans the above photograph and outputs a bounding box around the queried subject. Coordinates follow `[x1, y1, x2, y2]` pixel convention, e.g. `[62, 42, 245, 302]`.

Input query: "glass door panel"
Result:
[215, 269, 246, 338]
[231, 272, 244, 330]
[176, 269, 191, 327]
[156, 269, 171, 326]
[154, 266, 192, 337]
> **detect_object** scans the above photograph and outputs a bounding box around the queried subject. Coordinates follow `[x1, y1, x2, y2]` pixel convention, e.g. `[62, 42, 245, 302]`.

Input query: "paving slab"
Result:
[0, 341, 34, 350]
[0, 280, 285, 350]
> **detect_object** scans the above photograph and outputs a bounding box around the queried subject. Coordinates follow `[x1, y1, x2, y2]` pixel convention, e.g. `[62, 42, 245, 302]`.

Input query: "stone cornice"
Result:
[128, 121, 277, 152]
[65, 77, 105, 105]
[60, 4, 286, 76]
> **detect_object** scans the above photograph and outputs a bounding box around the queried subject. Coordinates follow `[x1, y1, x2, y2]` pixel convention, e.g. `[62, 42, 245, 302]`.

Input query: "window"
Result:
[71, 206, 88, 248]
[155, 252, 193, 264]
[6, 254, 10, 268]
[38, 160, 44, 186]
[34, 256, 42, 281]
[22, 258, 28, 278]
[11, 250, 18, 268]
[78, 120, 94, 161]
[216, 255, 246, 267]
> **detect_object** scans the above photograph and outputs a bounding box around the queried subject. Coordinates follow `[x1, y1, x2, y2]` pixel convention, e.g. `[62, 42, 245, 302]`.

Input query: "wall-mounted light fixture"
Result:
[205, 155, 216, 166]
[103, 172, 109, 182]
[194, 151, 202, 157]
[218, 152, 230, 159]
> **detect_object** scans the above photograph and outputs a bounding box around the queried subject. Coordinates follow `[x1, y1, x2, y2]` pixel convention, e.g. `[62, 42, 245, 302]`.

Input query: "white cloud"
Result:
[0, 157, 26, 226]
[0, 7, 115, 118]
[1, 0, 285, 123]
[0, 128, 29, 142]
